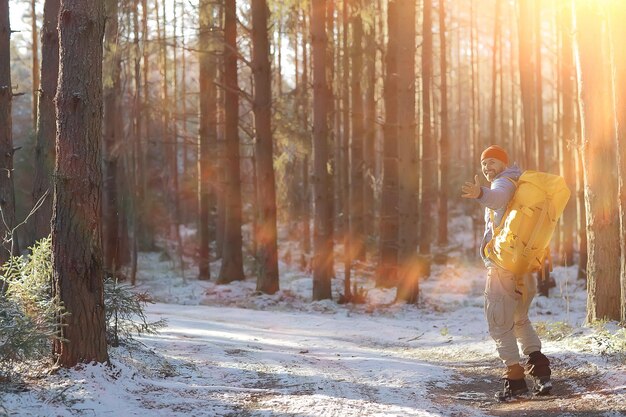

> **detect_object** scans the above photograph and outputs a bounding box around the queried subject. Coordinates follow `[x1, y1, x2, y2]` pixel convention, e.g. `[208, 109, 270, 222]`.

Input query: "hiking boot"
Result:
[495, 378, 529, 401]
[526, 351, 552, 395]
[526, 351, 551, 377]
[530, 375, 552, 395]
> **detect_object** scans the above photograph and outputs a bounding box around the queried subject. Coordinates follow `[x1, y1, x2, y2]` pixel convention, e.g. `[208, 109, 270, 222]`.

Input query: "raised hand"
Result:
[461, 175, 481, 199]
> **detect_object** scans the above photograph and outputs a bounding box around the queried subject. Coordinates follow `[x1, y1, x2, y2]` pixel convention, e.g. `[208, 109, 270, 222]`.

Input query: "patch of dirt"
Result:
[431, 356, 626, 416]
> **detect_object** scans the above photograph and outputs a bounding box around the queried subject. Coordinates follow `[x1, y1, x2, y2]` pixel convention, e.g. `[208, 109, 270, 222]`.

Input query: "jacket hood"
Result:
[494, 164, 522, 182]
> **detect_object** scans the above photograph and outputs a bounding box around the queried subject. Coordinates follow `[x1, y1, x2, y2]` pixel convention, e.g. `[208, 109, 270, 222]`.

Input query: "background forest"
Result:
[2, 0, 626, 384]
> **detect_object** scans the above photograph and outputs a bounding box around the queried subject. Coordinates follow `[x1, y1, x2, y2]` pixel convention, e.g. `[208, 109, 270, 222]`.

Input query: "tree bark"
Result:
[0, 0, 19, 267]
[52, 0, 108, 366]
[197, 0, 217, 280]
[217, 0, 245, 284]
[130, 0, 141, 284]
[351, 0, 365, 261]
[533, 0, 544, 170]
[518, 0, 536, 169]
[103, 0, 122, 273]
[252, 0, 279, 294]
[364, 14, 376, 245]
[574, 1, 621, 322]
[470, 0, 481, 161]
[437, 0, 449, 247]
[170, 0, 185, 280]
[489, 0, 501, 144]
[396, 0, 419, 301]
[32, 0, 60, 243]
[418, 0, 432, 256]
[31, 0, 39, 131]
[311, 0, 333, 300]
[609, 1, 626, 322]
[325, 0, 335, 256]
[377, 0, 399, 288]
[558, 0, 575, 266]
[341, 0, 351, 291]
[301, 10, 311, 257]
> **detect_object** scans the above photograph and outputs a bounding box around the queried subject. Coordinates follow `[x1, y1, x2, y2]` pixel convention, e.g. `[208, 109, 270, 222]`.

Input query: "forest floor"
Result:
[2, 217, 626, 416]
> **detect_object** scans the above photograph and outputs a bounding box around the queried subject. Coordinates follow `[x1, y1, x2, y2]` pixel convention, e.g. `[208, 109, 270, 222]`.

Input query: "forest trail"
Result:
[4, 257, 625, 416]
[433, 351, 624, 416]
[138, 299, 626, 417]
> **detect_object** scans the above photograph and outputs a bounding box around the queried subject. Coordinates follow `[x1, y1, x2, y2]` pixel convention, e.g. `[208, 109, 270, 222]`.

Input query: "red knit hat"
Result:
[481, 145, 509, 165]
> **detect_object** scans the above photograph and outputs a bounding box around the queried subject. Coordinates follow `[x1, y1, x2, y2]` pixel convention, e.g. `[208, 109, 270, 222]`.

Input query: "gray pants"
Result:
[485, 265, 542, 367]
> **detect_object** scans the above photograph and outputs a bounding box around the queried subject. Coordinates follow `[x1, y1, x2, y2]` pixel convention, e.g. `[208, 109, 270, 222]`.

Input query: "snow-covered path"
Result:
[127, 293, 624, 417]
[3, 249, 626, 416]
[136, 303, 469, 416]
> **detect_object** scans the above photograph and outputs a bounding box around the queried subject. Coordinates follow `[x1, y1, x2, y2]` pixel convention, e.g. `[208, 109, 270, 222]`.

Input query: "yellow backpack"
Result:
[484, 171, 571, 274]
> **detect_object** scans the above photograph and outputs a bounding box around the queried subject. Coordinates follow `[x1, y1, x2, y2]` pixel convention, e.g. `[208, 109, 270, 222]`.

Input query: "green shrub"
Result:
[1, 237, 166, 380]
[534, 321, 574, 341]
[0, 297, 56, 379]
[104, 277, 166, 347]
[1, 238, 65, 379]
[587, 323, 626, 362]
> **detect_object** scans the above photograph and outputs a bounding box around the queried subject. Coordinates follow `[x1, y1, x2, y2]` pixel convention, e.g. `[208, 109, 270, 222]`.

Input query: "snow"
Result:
[2, 217, 626, 416]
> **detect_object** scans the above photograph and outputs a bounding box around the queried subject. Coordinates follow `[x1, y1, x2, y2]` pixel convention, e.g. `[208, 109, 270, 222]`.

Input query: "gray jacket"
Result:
[477, 165, 523, 266]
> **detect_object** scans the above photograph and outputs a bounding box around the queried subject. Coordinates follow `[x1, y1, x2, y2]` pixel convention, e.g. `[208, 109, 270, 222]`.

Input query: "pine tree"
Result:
[217, 0, 245, 284]
[311, 0, 333, 300]
[52, 0, 108, 366]
[252, 0, 279, 294]
[574, 1, 621, 322]
[0, 0, 19, 268]
[32, 0, 60, 243]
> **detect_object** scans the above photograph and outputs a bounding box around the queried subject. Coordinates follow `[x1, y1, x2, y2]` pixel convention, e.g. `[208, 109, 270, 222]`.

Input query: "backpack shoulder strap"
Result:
[505, 177, 517, 187]
[488, 176, 518, 230]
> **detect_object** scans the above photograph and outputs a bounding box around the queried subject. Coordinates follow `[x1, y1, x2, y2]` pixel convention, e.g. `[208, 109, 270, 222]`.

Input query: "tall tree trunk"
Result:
[558, 0, 575, 266]
[171, 0, 185, 280]
[437, 0, 449, 246]
[576, 98, 588, 280]
[0, 0, 19, 267]
[508, 3, 518, 157]
[574, 1, 621, 322]
[252, 0, 279, 294]
[333, 2, 343, 242]
[31, 0, 39, 130]
[130, 0, 141, 284]
[377, 0, 399, 288]
[103, 0, 122, 273]
[498, 5, 506, 148]
[32, 0, 59, 243]
[396, 0, 419, 302]
[311, 0, 333, 300]
[609, 2, 626, 322]
[418, 0, 432, 256]
[140, 0, 149, 204]
[534, 0, 544, 170]
[290, 11, 300, 238]
[469, 0, 478, 171]
[52, 0, 108, 366]
[341, 0, 351, 289]
[217, 0, 245, 284]
[215, 2, 226, 260]
[198, 0, 216, 280]
[364, 14, 376, 245]
[180, 0, 193, 224]
[326, 0, 335, 240]
[489, 0, 501, 144]
[351, 0, 365, 262]
[276, 10, 283, 96]
[301, 10, 311, 257]
[518, 0, 535, 169]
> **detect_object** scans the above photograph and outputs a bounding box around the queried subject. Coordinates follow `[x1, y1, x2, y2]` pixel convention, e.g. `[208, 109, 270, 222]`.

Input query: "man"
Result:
[461, 145, 552, 401]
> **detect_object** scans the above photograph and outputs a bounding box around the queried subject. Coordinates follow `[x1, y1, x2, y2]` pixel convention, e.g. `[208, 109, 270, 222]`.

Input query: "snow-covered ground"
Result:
[2, 216, 626, 416]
